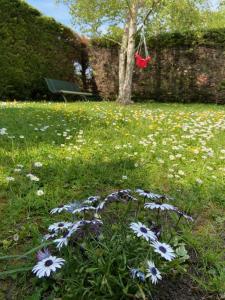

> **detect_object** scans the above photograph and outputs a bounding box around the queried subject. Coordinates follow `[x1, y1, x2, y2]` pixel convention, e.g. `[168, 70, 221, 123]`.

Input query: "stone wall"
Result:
[89, 44, 225, 103]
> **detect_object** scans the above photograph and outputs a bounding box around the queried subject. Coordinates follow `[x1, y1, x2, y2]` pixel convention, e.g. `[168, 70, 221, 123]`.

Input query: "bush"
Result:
[0, 189, 193, 299]
[0, 0, 84, 100]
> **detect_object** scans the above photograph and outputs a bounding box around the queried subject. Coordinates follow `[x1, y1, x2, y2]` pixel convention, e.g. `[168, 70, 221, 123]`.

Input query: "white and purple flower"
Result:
[151, 241, 176, 261]
[146, 261, 162, 284]
[130, 222, 157, 242]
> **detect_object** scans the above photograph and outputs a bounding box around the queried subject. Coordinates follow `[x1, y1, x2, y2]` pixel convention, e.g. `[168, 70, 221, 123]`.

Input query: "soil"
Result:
[152, 276, 221, 300]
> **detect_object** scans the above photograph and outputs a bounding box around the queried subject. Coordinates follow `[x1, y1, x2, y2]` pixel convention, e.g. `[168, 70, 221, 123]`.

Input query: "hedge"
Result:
[0, 0, 83, 100]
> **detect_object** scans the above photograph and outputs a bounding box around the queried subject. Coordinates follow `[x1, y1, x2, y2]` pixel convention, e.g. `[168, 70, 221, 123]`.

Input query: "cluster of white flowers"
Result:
[30, 188, 192, 287]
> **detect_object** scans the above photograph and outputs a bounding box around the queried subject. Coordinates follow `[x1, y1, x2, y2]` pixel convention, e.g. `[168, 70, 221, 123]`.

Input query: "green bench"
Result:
[45, 78, 93, 102]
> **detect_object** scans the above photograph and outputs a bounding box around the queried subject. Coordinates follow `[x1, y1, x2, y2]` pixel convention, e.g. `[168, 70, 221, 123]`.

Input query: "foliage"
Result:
[61, 0, 223, 38]
[0, 189, 192, 298]
[91, 27, 225, 49]
[0, 0, 83, 100]
[0, 102, 224, 298]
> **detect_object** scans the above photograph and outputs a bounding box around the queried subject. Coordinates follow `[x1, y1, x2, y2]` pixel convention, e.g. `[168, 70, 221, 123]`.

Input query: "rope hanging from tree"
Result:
[135, 26, 152, 69]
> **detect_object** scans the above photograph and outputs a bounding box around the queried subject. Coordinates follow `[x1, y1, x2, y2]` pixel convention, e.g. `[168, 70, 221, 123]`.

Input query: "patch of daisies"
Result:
[32, 189, 193, 285]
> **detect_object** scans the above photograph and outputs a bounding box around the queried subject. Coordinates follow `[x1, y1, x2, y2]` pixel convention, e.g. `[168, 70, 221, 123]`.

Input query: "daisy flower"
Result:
[26, 174, 39, 182]
[37, 249, 51, 261]
[130, 268, 145, 282]
[42, 232, 57, 241]
[96, 201, 106, 211]
[174, 209, 194, 222]
[146, 261, 162, 284]
[0, 128, 7, 135]
[54, 221, 81, 250]
[72, 206, 96, 214]
[32, 255, 65, 278]
[6, 176, 15, 182]
[144, 202, 175, 211]
[36, 189, 44, 196]
[48, 222, 73, 233]
[83, 196, 100, 205]
[130, 222, 157, 241]
[54, 233, 69, 250]
[136, 189, 162, 199]
[34, 162, 43, 168]
[151, 241, 176, 261]
[50, 204, 71, 214]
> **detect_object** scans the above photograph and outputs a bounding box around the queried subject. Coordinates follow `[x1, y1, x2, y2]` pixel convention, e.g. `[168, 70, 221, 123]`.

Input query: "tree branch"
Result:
[135, 0, 161, 37]
[125, 0, 133, 18]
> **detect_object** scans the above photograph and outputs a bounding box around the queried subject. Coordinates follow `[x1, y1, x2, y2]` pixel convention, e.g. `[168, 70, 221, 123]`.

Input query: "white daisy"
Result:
[26, 174, 39, 182]
[36, 189, 44, 196]
[50, 204, 71, 214]
[42, 232, 57, 241]
[96, 201, 106, 211]
[0, 128, 7, 135]
[54, 221, 80, 250]
[34, 162, 43, 168]
[130, 222, 157, 241]
[174, 209, 194, 222]
[6, 176, 15, 182]
[72, 206, 96, 214]
[48, 222, 73, 233]
[144, 202, 175, 211]
[146, 261, 162, 284]
[32, 255, 65, 278]
[151, 241, 176, 261]
[83, 196, 100, 204]
[136, 189, 162, 199]
[54, 235, 69, 250]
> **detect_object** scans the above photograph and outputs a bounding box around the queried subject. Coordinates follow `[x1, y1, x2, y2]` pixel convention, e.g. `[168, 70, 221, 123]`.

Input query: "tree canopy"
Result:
[60, 0, 225, 38]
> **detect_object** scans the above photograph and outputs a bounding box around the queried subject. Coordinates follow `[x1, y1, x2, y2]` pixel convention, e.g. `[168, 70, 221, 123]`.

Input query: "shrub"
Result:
[0, 0, 84, 100]
[1, 189, 193, 299]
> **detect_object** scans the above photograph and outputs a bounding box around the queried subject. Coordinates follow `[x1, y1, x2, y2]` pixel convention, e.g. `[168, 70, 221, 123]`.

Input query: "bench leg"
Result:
[82, 95, 88, 101]
[61, 94, 67, 103]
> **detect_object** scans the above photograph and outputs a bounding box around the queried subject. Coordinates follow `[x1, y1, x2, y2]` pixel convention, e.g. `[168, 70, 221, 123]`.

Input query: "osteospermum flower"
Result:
[48, 222, 73, 233]
[72, 206, 96, 214]
[96, 201, 106, 211]
[54, 232, 70, 250]
[136, 189, 162, 199]
[130, 268, 145, 282]
[174, 209, 194, 222]
[83, 196, 100, 204]
[130, 222, 157, 241]
[146, 261, 162, 284]
[144, 202, 175, 211]
[32, 255, 65, 278]
[50, 204, 71, 214]
[37, 249, 51, 261]
[151, 241, 176, 261]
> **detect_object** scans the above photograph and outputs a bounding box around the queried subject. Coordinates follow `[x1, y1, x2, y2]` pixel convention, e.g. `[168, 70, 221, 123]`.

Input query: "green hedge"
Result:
[91, 28, 225, 49]
[0, 0, 82, 100]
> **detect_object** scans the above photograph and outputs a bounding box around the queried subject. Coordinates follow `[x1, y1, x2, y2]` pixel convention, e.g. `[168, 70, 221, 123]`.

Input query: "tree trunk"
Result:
[117, 2, 138, 105]
[116, 21, 129, 103]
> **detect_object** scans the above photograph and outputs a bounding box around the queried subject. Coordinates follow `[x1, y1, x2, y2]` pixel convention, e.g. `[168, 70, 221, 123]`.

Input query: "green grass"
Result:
[0, 101, 224, 298]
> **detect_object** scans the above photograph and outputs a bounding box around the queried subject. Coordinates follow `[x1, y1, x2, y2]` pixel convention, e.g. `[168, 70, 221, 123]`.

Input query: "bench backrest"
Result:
[45, 78, 80, 93]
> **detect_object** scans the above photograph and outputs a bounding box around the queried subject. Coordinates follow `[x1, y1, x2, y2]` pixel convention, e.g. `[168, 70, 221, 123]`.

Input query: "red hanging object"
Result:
[135, 52, 152, 69]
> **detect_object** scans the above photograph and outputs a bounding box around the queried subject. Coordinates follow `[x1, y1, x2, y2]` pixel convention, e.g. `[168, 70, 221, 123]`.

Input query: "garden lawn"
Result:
[0, 101, 224, 298]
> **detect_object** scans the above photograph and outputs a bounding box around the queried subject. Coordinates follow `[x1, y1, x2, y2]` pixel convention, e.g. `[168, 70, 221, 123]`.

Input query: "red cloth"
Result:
[135, 52, 151, 69]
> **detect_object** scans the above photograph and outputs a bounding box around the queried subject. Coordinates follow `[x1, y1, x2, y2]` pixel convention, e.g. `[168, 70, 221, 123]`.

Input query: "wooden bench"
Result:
[44, 78, 93, 102]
